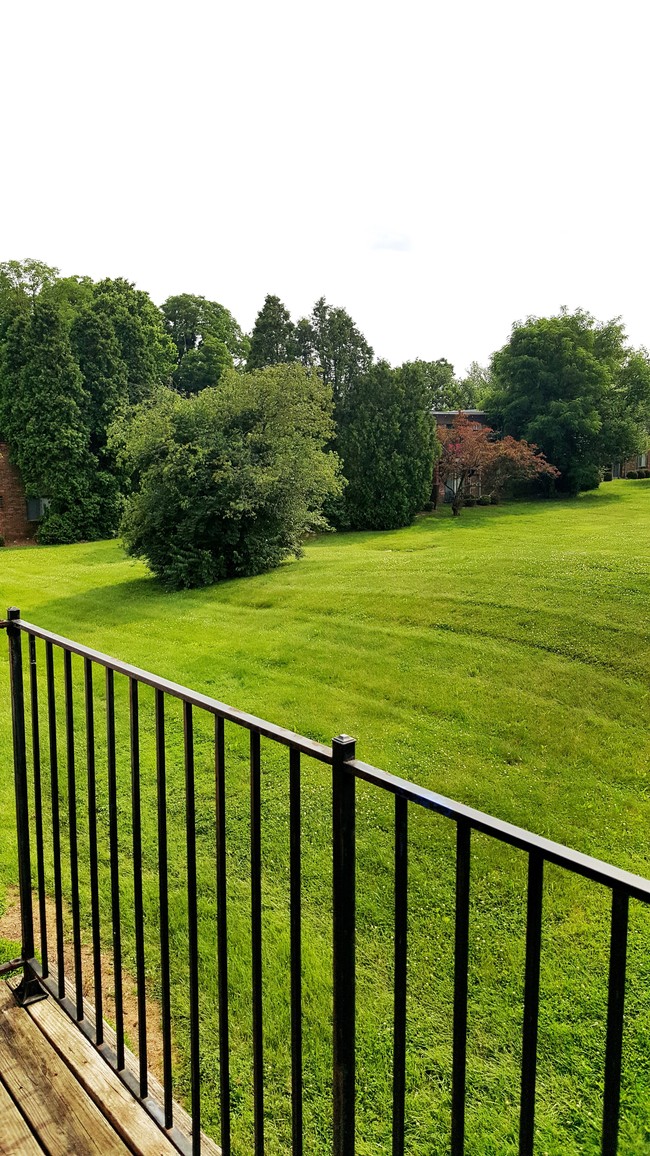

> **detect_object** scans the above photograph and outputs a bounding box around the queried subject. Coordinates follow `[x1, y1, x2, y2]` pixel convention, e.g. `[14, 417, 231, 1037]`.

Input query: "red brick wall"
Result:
[0, 443, 33, 542]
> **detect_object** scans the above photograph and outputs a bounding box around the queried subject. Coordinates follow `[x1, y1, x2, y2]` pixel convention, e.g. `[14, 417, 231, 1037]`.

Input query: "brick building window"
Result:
[26, 497, 50, 522]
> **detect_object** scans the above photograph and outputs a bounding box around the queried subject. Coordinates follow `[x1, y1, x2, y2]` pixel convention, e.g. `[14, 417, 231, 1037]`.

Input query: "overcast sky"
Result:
[2, 0, 649, 374]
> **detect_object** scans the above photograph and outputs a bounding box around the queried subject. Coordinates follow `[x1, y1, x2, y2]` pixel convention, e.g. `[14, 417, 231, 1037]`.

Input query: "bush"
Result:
[477, 495, 491, 505]
[602, 471, 613, 482]
[464, 497, 477, 507]
[490, 494, 500, 504]
[114, 366, 343, 590]
[627, 470, 638, 479]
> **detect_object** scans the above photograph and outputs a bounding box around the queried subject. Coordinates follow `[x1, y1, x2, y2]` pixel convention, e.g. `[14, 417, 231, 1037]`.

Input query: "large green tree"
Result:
[336, 360, 437, 530]
[113, 364, 342, 589]
[246, 294, 296, 370]
[488, 310, 650, 492]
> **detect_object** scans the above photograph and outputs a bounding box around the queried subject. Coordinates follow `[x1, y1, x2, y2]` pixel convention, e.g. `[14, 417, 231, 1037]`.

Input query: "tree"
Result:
[0, 298, 107, 541]
[488, 310, 650, 493]
[92, 278, 176, 404]
[336, 361, 437, 530]
[0, 265, 177, 543]
[437, 413, 559, 516]
[113, 364, 343, 590]
[173, 335, 232, 394]
[162, 293, 245, 392]
[162, 293, 247, 370]
[246, 294, 296, 369]
[399, 358, 477, 410]
[298, 297, 373, 411]
[460, 361, 492, 406]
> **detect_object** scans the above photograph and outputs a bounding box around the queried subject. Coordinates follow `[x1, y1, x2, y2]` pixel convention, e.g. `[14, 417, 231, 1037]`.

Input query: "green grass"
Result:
[1, 481, 649, 1153]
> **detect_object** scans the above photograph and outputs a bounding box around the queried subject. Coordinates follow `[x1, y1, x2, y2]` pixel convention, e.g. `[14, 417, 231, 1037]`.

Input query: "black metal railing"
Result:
[2, 608, 649, 1155]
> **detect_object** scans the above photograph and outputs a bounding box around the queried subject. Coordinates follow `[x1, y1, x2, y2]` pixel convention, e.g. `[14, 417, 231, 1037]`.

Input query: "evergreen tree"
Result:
[300, 297, 373, 411]
[246, 294, 296, 369]
[92, 278, 176, 404]
[337, 361, 437, 530]
[0, 299, 104, 541]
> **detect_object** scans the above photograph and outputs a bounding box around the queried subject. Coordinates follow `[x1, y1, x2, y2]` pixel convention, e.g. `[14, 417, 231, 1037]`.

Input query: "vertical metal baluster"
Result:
[332, 734, 357, 1156]
[289, 746, 303, 1154]
[250, 729, 264, 1155]
[451, 821, 471, 1156]
[156, 690, 173, 1129]
[85, 658, 103, 1042]
[215, 716, 231, 1155]
[106, 668, 125, 1069]
[29, 633, 48, 975]
[130, 678, 148, 1096]
[6, 610, 40, 1004]
[64, 649, 83, 1019]
[184, 702, 201, 1154]
[519, 852, 544, 1156]
[46, 640, 65, 1000]
[392, 795, 408, 1156]
[602, 889, 629, 1156]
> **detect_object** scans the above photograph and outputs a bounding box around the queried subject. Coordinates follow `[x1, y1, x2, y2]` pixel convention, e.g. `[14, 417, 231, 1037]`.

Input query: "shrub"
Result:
[602, 471, 613, 482]
[477, 495, 491, 505]
[490, 494, 500, 504]
[114, 366, 343, 590]
[464, 497, 477, 507]
[627, 470, 638, 479]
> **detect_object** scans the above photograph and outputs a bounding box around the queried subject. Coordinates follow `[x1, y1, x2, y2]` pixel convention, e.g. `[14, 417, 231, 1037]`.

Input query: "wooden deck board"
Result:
[33, 964, 221, 1156]
[0, 1078, 43, 1156]
[24, 989, 178, 1156]
[0, 984, 129, 1155]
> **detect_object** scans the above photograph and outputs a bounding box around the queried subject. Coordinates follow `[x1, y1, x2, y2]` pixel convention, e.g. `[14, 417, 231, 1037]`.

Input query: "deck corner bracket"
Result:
[13, 969, 48, 1007]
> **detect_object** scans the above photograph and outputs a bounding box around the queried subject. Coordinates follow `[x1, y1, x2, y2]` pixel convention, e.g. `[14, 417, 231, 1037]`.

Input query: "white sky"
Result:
[2, 0, 649, 374]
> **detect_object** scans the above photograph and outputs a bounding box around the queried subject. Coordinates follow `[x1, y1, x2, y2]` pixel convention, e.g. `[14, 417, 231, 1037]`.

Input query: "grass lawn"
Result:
[0, 480, 649, 1153]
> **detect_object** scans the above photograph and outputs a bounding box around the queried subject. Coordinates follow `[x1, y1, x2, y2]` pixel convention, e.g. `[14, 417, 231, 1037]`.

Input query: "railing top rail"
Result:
[7, 613, 650, 904]
[7, 616, 334, 764]
[349, 758, 650, 902]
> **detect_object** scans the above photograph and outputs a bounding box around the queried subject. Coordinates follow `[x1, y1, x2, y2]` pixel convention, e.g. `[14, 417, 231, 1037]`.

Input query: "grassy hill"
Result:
[0, 482, 649, 1153]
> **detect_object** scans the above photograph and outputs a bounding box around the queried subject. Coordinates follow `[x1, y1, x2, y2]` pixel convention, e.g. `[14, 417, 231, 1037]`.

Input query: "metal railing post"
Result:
[6, 607, 45, 1003]
[332, 733, 356, 1156]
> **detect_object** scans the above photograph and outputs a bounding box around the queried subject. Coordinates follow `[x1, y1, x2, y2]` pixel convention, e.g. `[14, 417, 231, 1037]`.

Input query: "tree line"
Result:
[1, 260, 648, 588]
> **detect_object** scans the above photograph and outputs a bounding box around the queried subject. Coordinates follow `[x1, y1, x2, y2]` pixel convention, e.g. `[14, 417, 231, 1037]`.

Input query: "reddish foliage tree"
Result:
[437, 413, 559, 515]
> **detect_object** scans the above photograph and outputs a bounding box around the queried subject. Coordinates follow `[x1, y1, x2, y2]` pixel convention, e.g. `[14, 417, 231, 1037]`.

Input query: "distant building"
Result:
[611, 449, 649, 478]
[432, 409, 489, 431]
[0, 443, 39, 542]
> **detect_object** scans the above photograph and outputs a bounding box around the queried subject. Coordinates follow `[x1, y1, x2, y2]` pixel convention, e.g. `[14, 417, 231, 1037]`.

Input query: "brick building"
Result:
[0, 443, 35, 542]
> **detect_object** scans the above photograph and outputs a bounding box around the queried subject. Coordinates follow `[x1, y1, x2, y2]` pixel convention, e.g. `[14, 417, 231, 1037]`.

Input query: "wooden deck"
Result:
[0, 981, 180, 1155]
